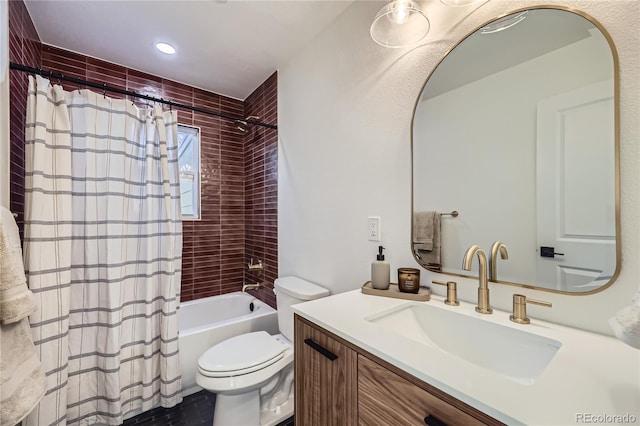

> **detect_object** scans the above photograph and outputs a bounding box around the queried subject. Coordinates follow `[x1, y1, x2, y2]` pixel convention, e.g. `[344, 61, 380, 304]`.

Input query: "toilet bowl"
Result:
[195, 276, 330, 426]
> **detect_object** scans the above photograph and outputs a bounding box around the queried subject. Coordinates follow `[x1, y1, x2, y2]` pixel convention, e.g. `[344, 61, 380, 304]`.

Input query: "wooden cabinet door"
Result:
[294, 315, 358, 426]
[358, 355, 487, 426]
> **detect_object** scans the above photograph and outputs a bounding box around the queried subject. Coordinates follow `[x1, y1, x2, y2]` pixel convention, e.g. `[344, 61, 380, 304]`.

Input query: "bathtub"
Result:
[179, 292, 279, 397]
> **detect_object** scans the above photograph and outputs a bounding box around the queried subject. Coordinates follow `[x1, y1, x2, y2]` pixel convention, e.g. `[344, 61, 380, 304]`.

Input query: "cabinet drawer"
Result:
[358, 355, 486, 426]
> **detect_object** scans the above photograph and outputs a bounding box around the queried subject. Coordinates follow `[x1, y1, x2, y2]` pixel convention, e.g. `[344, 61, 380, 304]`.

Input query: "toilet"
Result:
[196, 276, 330, 426]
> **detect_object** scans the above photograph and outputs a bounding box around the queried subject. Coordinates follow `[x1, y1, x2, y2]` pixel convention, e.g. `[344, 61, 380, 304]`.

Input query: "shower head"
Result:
[235, 116, 261, 133]
[235, 120, 250, 133]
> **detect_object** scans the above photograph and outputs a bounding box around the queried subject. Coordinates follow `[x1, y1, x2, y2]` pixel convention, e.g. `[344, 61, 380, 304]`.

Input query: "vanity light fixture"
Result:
[155, 42, 176, 55]
[370, 0, 430, 48]
[480, 10, 528, 34]
[440, 0, 485, 5]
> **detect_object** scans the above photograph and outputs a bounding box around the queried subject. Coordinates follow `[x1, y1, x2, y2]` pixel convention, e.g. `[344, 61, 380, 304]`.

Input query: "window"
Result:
[177, 125, 201, 220]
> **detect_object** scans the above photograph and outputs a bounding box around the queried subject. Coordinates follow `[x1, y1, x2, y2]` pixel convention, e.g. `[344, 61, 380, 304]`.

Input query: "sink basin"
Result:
[366, 303, 562, 385]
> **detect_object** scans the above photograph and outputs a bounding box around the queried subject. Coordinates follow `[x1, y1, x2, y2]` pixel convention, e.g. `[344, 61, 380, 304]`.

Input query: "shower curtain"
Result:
[23, 75, 182, 426]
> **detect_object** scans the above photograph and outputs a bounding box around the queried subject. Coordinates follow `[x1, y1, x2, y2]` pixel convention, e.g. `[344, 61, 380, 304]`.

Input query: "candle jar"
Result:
[398, 268, 421, 293]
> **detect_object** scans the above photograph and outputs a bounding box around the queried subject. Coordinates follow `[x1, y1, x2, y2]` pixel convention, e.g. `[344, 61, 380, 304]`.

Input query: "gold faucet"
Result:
[462, 245, 492, 314]
[242, 283, 261, 292]
[489, 241, 509, 281]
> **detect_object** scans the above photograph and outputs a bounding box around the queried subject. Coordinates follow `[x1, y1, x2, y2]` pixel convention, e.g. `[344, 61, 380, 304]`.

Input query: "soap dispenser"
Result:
[371, 246, 390, 290]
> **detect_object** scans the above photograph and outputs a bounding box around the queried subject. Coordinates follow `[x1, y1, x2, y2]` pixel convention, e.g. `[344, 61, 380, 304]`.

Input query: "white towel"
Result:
[0, 320, 47, 425]
[0, 207, 35, 324]
[0, 206, 47, 425]
[609, 290, 640, 350]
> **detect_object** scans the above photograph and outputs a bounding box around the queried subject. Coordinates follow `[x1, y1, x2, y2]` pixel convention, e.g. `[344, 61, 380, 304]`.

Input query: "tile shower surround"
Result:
[8, 0, 278, 307]
[8, 0, 40, 242]
[244, 72, 278, 308]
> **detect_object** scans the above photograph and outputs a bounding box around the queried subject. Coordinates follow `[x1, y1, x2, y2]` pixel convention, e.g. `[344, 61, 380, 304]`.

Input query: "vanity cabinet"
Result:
[294, 315, 502, 426]
[294, 314, 358, 425]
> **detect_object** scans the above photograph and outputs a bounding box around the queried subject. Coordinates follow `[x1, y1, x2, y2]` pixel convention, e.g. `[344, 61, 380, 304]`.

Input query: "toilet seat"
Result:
[198, 331, 287, 378]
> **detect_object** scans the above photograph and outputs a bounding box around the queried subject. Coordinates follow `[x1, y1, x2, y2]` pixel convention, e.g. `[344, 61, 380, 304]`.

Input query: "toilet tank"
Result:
[274, 276, 330, 341]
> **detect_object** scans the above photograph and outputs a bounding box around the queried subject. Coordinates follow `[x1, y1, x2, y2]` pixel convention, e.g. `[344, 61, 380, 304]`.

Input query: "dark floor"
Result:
[122, 391, 294, 426]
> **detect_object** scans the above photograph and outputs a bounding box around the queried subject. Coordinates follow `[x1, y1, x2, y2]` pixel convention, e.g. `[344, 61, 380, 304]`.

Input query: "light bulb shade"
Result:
[440, 0, 483, 6]
[370, 0, 430, 48]
[480, 11, 528, 34]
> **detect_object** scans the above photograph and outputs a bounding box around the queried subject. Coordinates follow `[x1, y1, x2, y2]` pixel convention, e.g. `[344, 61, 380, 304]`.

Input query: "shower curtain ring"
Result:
[102, 84, 107, 99]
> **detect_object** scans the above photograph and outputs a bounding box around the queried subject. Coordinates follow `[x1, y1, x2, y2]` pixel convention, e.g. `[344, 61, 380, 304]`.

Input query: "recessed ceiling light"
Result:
[155, 42, 176, 55]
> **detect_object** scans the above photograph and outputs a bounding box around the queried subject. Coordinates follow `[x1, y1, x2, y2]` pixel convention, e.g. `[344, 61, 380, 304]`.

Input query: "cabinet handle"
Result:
[424, 415, 447, 426]
[304, 338, 338, 361]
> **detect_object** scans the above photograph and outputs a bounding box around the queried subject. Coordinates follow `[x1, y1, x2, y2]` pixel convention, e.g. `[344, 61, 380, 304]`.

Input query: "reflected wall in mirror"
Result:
[411, 7, 619, 294]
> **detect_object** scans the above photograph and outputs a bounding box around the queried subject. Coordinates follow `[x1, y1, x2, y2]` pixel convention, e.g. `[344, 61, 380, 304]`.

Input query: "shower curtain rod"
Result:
[9, 62, 278, 130]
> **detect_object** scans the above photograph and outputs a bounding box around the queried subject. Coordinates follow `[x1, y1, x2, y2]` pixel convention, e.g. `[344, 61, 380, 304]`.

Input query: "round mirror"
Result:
[411, 7, 619, 294]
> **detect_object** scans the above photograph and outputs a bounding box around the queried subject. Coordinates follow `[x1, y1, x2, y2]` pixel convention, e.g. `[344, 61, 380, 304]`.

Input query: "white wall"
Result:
[278, 0, 639, 336]
[1, 0, 9, 209]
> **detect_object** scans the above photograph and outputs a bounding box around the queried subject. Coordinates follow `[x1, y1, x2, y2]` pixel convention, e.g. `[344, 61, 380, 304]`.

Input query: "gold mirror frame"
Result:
[410, 5, 620, 295]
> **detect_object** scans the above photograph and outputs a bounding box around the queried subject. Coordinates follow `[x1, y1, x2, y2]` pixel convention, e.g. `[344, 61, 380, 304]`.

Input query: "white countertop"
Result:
[293, 289, 640, 425]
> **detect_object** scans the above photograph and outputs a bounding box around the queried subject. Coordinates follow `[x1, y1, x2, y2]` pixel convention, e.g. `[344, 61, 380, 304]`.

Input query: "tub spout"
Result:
[242, 283, 261, 292]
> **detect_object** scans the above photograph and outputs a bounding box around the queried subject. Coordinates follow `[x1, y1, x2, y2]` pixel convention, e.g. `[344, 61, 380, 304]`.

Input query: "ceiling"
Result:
[422, 8, 599, 100]
[25, 0, 354, 100]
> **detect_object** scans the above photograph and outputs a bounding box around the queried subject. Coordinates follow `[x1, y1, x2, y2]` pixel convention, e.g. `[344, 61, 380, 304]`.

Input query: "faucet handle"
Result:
[431, 280, 460, 306]
[248, 258, 263, 270]
[510, 294, 552, 324]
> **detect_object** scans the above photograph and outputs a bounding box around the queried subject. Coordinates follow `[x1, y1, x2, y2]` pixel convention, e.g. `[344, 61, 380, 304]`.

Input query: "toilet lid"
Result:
[198, 331, 286, 375]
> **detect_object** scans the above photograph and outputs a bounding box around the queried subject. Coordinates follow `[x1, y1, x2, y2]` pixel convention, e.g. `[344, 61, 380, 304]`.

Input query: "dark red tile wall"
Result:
[8, 0, 278, 307]
[8, 0, 41, 240]
[243, 73, 278, 307]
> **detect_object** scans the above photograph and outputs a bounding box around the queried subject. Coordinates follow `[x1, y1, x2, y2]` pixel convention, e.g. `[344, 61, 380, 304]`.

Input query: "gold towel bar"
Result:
[441, 211, 459, 217]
